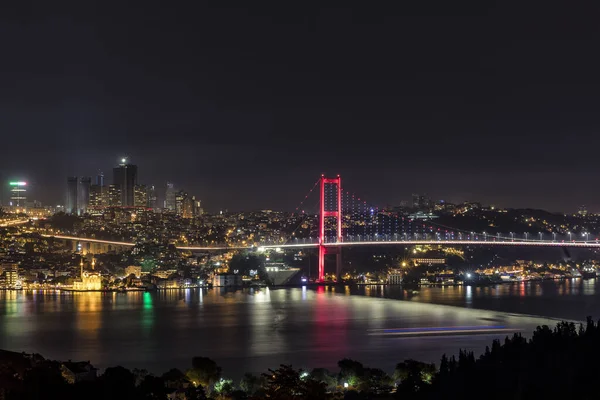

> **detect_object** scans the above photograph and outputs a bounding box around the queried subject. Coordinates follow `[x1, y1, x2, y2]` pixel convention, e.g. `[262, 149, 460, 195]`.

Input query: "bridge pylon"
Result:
[318, 175, 342, 282]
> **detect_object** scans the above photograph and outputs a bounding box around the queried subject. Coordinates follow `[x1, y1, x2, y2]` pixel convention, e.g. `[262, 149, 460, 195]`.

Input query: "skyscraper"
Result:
[165, 182, 176, 211]
[113, 158, 137, 207]
[9, 181, 27, 208]
[96, 171, 104, 187]
[78, 177, 91, 215]
[148, 185, 157, 209]
[66, 177, 78, 214]
[175, 190, 186, 216]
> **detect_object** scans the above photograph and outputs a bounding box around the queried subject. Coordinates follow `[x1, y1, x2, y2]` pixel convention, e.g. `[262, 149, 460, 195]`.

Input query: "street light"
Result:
[552, 232, 557, 241]
[538, 232, 543, 241]
[524, 232, 529, 241]
[568, 231, 572, 241]
[510, 232, 514, 241]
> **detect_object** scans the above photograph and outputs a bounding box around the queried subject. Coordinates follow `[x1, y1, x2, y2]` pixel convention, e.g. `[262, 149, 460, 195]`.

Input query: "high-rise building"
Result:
[412, 193, 431, 211]
[165, 182, 176, 211]
[108, 184, 121, 206]
[134, 184, 148, 207]
[182, 195, 195, 218]
[148, 185, 157, 209]
[175, 190, 186, 216]
[2, 262, 18, 288]
[113, 159, 137, 207]
[195, 198, 203, 216]
[78, 177, 91, 215]
[89, 184, 104, 207]
[9, 181, 27, 207]
[66, 177, 79, 214]
[96, 171, 104, 187]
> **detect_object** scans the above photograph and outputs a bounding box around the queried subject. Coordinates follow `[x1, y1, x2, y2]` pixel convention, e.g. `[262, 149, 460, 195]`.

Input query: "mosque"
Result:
[73, 259, 102, 291]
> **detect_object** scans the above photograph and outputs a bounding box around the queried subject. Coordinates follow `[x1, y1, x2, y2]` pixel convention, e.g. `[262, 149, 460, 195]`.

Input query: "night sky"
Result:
[1, 2, 599, 212]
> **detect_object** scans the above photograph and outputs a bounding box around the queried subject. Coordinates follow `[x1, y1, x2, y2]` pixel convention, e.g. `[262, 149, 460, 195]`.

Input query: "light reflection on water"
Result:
[0, 282, 594, 378]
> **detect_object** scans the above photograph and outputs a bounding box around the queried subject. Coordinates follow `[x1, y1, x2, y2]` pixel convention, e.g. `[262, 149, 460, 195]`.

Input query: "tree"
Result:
[394, 359, 436, 395]
[262, 364, 327, 399]
[310, 368, 337, 391]
[337, 358, 364, 387]
[239, 372, 263, 396]
[214, 377, 234, 397]
[186, 356, 221, 391]
[101, 366, 136, 398]
[138, 375, 168, 399]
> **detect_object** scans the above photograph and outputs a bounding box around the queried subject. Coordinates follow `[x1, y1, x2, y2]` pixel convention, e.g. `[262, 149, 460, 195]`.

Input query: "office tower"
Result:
[78, 177, 91, 215]
[9, 181, 27, 207]
[165, 182, 176, 211]
[134, 184, 148, 207]
[148, 185, 157, 209]
[108, 184, 121, 206]
[96, 171, 104, 187]
[66, 177, 78, 214]
[175, 190, 186, 216]
[113, 159, 137, 206]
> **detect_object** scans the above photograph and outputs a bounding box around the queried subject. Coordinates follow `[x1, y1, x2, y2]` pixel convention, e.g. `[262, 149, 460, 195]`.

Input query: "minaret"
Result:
[80, 260, 84, 278]
[91, 258, 96, 271]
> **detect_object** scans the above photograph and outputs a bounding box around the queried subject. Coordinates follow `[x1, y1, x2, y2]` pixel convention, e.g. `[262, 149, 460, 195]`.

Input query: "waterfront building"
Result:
[73, 260, 102, 291]
[212, 273, 243, 287]
[125, 265, 142, 278]
[387, 269, 403, 285]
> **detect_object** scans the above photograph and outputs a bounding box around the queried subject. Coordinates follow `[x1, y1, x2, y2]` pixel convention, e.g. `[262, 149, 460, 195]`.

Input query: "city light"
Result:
[9, 181, 26, 186]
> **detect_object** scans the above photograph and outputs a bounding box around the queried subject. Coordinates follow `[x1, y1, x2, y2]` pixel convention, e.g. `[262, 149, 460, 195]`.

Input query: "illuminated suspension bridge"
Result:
[43, 175, 600, 282]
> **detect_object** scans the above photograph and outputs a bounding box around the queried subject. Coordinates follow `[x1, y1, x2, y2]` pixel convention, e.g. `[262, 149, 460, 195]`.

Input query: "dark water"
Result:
[0, 280, 597, 378]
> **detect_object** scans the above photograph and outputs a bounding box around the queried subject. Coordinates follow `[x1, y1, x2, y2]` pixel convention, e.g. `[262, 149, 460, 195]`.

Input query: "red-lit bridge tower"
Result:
[318, 175, 342, 282]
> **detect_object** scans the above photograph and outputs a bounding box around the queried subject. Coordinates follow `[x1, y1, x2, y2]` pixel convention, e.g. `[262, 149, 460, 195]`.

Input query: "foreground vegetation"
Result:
[2, 318, 600, 399]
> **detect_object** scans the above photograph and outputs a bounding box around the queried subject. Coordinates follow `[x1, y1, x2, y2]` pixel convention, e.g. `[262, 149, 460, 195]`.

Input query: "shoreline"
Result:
[0, 275, 594, 293]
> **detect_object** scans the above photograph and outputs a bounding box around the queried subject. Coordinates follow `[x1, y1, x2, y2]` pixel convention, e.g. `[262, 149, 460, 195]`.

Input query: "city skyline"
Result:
[2, 3, 600, 212]
[2, 157, 599, 214]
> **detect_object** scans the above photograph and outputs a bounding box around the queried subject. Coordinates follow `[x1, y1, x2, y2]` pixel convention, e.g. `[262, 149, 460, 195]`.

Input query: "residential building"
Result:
[134, 184, 148, 207]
